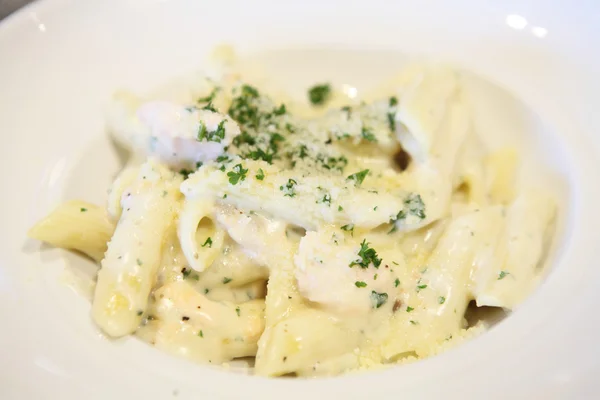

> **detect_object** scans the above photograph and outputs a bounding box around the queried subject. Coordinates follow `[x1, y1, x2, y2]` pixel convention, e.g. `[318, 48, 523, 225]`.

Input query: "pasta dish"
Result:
[28, 48, 556, 377]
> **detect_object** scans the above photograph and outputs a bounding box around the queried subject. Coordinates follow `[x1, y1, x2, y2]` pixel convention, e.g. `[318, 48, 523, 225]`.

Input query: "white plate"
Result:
[2, 0, 600, 398]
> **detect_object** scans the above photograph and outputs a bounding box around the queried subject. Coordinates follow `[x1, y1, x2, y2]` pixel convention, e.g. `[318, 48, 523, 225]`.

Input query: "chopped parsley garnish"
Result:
[255, 168, 265, 180]
[308, 83, 331, 106]
[197, 120, 226, 143]
[182, 268, 192, 279]
[228, 84, 261, 129]
[355, 281, 367, 288]
[202, 102, 217, 112]
[361, 127, 377, 142]
[280, 178, 298, 197]
[390, 193, 426, 232]
[273, 104, 286, 115]
[406, 306, 414, 312]
[242, 84, 259, 98]
[202, 237, 213, 248]
[197, 87, 219, 104]
[136, 258, 143, 266]
[349, 239, 382, 269]
[319, 193, 332, 206]
[387, 96, 398, 132]
[243, 147, 276, 164]
[340, 224, 354, 235]
[346, 169, 369, 186]
[438, 296, 446, 304]
[338, 205, 344, 211]
[370, 291, 388, 309]
[232, 131, 256, 147]
[409, 320, 418, 325]
[222, 277, 232, 284]
[319, 154, 348, 172]
[416, 283, 428, 292]
[137, 310, 143, 316]
[179, 169, 193, 179]
[394, 278, 400, 287]
[198, 330, 204, 338]
[498, 271, 510, 280]
[400, 193, 426, 220]
[216, 154, 230, 163]
[227, 164, 248, 185]
[80, 207, 87, 212]
[235, 306, 241, 317]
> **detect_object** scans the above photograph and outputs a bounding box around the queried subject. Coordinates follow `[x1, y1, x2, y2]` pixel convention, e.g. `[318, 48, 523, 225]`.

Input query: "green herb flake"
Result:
[387, 96, 398, 132]
[370, 291, 389, 309]
[438, 296, 446, 304]
[498, 271, 510, 280]
[361, 127, 377, 142]
[202, 237, 213, 248]
[227, 163, 248, 185]
[242, 84, 259, 98]
[137, 310, 143, 316]
[338, 205, 344, 211]
[255, 168, 265, 181]
[355, 281, 367, 288]
[349, 239, 382, 269]
[394, 278, 400, 288]
[198, 330, 204, 338]
[273, 104, 286, 116]
[202, 102, 217, 112]
[136, 258, 143, 266]
[346, 169, 369, 186]
[308, 83, 331, 106]
[340, 224, 355, 235]
[319, 193, 332, 206]
[222, 277, 232, 284]
[279, 178, 298, 197]
[80, 207, 87, 212]
[197, 87, 220, 104]
[416, 284, 428, 292]
[390, 193, 426, 231]
[197, 120, 227, 143]
[235, 306, 241, 317]
[406, 306, 414, 312]
[409, 320, 418, 325]
[179, 169, 193, 179]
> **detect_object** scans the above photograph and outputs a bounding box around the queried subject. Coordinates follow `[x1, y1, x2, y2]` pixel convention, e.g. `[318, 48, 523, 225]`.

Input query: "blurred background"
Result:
[0, 0, 30, 20]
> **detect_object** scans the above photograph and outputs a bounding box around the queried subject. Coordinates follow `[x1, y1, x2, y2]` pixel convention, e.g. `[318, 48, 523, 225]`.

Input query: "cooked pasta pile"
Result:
[28, 48, 555, 377]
